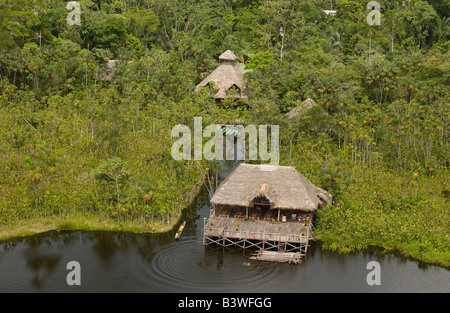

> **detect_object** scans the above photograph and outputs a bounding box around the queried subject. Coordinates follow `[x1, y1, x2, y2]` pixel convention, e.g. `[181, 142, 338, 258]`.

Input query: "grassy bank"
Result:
[0, 212, 184, 242]
[0, 181, 203, 242]
[313, 170, 450, 269]
[314, 234, 450, 269]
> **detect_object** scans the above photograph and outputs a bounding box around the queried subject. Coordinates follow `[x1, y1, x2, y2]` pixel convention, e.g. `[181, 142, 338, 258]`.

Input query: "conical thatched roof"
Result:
[195, 50, 249, 99]
[219, 50, 238, 61]
[286, 98, 318, 119]
[210, 164, 332, 212]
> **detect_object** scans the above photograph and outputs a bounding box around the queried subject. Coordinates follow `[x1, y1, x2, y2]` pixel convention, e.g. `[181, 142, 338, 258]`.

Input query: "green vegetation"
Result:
[0, 0, 448, 266]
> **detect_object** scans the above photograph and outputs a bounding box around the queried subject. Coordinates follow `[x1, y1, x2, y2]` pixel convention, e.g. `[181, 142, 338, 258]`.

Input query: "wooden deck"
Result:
[204, 216, 310, 244]
[203, 209, 313, 260]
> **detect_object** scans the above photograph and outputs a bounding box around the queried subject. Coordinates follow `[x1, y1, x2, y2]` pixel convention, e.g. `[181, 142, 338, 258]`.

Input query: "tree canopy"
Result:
[0, 0, 448, 266]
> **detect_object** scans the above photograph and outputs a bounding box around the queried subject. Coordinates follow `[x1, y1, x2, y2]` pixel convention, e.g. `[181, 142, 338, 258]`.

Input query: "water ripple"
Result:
[135, 235, 286, 292]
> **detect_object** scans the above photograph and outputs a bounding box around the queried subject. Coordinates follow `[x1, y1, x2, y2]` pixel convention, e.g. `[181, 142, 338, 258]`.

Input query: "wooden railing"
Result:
[203, 224, 310, 244]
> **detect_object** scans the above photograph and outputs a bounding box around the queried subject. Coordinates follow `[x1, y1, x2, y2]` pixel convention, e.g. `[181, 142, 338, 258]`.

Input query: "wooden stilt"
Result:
[203, 210, 313, 264]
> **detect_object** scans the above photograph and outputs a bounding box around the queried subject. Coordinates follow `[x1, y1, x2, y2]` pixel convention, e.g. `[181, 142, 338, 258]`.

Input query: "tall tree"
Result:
[327, 26, 343, 53]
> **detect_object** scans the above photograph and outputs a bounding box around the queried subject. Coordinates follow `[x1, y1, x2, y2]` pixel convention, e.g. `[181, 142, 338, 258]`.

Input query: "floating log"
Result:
[175, 221, 186, 240]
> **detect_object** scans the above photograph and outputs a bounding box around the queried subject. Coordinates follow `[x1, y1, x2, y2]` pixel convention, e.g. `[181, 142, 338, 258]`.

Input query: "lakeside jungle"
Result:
[0, 0, 448, 267]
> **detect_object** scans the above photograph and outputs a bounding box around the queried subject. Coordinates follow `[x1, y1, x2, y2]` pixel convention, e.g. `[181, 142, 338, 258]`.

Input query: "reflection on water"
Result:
[0, 160, 449, 292]
[26, 251, 61, 289]
[92, 233, 130, 264]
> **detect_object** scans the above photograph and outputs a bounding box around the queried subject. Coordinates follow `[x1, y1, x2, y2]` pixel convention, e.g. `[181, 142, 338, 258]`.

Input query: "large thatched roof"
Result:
[195, 50, 249, 99]
[210, 164, 332, 212]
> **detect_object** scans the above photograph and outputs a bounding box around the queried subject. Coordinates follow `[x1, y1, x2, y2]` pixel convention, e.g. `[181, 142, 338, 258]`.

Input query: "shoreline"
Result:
[0, 184, 204, 243]
[2, 215, 449, 270]
[0, 182, 203, 241]
[0, 214, 181, 243]
[313, 234, 450, 270]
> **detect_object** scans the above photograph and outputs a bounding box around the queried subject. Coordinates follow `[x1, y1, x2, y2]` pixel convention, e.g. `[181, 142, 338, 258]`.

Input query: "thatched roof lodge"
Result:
[195, 50, 250, 99]
[204, 164, 332, 262]
[211, 163, 332, 213]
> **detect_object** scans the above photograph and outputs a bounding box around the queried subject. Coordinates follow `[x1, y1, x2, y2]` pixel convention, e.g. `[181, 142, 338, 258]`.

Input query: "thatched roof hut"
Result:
[211, 164, 332, 212]
[219, 50, 239, 61]
[95, 60, 118, 81]
[286, 98, 318, 119]
[195, 50, 249, 99]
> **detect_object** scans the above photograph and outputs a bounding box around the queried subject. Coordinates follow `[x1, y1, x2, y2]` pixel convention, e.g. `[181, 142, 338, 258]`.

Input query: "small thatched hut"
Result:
[95, 59, 118, 81]
[286, 98, 318, 119]
[211, 163, 332, 216]
[195, 50, 250, 99]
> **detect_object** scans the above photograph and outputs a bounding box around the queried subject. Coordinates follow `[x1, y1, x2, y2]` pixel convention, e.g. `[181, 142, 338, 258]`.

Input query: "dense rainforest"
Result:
[0, 0, 448, 267]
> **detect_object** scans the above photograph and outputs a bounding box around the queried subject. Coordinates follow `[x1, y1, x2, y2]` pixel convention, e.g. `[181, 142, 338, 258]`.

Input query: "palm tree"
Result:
[364, 25, 377, 62]
[228, 0, 236, 13]
[434, 16, 450, 43]
[313, 0, 328, 10]
[327, 26, 343, 53]
[314, 0, 334, 11]
[384, 11, 398, 53]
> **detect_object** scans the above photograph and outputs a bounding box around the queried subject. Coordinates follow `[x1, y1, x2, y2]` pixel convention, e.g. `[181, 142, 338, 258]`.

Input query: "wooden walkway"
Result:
[249, 251, 303, 264]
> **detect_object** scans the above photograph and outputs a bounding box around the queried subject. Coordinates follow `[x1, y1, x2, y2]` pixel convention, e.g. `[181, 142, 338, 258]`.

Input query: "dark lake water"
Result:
[0, 162, 449, 293]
